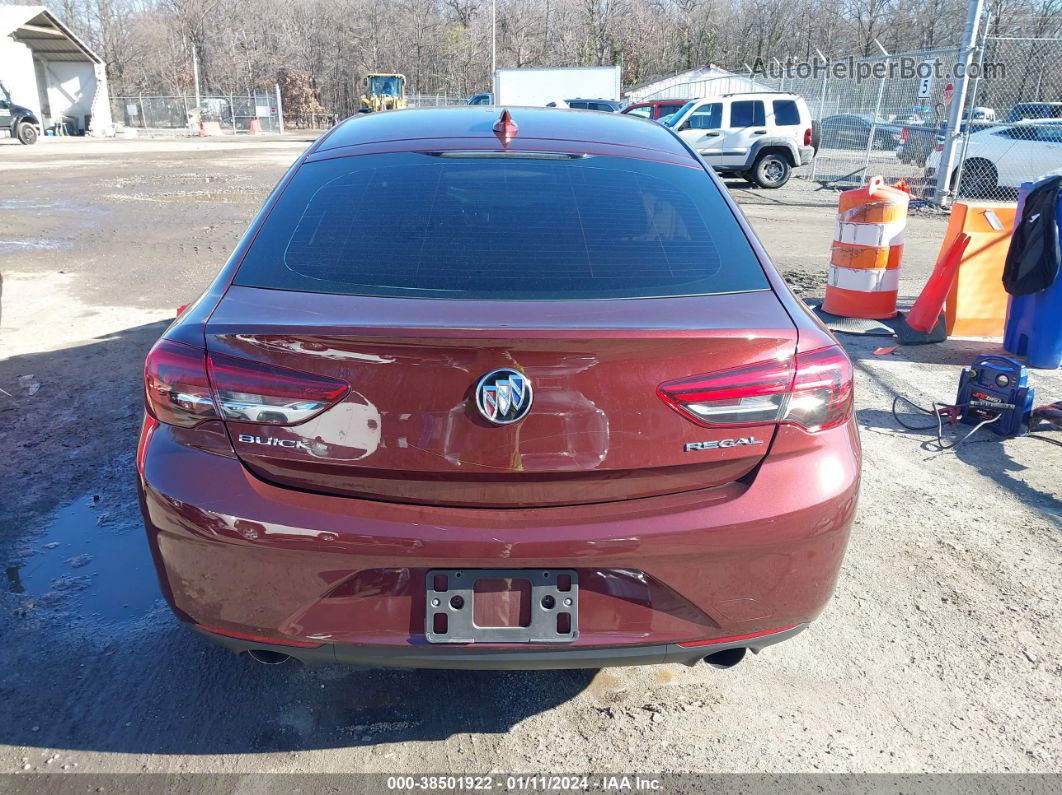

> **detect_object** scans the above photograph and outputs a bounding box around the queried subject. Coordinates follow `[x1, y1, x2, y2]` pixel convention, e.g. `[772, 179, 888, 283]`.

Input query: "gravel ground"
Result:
[0, 135, 1059, 779]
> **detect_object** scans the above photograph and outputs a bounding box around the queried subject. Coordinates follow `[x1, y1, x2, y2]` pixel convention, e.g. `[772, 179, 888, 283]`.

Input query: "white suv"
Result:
[664, 92, 816, 188]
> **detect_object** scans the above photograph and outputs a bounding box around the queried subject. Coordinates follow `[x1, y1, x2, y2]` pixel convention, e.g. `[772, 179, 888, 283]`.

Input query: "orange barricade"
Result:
[822, 177, 910, 319]
[940, 203, 1017, 336]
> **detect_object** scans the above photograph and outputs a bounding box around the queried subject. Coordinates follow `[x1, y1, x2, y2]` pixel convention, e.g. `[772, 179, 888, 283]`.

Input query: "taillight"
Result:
[900, 127, 909, 143]
[657, 345, 853, 432]
[144, 339, 349, 428]
[144, 340, 220, 427]
[657, 358, 793, 426]
[208, 352, 348, 426]
[804, 127, 812, 146]
[783, 345, 853, 431]
[935, 143, 944, 152]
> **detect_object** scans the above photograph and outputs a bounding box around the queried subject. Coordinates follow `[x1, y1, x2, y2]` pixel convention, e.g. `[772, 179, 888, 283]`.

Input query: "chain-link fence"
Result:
[944, 36, 1062, 203]
[406, 94, 466, 108]
[110, 92, 283, 135]
[643, 37, 1062, 205]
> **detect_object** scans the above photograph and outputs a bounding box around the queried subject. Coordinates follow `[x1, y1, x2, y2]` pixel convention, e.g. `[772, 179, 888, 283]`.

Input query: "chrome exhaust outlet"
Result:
[247, 648, 292, 665]
[703, 647, 746, 669]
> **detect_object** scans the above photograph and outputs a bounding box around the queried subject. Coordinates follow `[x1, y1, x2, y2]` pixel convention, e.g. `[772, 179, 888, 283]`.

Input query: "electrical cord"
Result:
[891, 395, 1003, 452]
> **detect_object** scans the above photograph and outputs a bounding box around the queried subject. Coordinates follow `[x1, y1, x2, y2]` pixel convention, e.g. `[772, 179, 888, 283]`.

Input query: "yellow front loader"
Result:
[360, 73, 407, 113]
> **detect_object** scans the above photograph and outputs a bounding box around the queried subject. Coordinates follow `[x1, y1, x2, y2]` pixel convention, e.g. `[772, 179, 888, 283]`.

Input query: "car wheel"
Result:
[956, 158, 997, 198]
[17, 122, 38, 145]
[750, 152, 791, 189]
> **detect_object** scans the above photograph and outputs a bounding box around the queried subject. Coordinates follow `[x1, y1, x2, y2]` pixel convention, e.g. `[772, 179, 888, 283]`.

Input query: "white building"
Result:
[624, 65, 769, 102]
[0, 4, 112, 135]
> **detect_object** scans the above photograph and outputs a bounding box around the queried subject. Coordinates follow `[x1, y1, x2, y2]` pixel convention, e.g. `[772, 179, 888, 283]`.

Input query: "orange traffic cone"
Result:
[248, 118, 262, 134]
[906, 233, 971, 333]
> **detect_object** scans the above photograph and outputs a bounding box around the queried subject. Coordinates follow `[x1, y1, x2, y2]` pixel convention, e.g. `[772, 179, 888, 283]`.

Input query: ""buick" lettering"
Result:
[238, 434, 310, 451]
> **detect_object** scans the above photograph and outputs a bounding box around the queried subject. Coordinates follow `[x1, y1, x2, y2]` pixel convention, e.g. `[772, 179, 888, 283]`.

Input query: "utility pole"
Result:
[274, 82, 284, 135]
[933, 0, 986, 206]
[191, 42, 201, 119]
[491, 0, 497, 78]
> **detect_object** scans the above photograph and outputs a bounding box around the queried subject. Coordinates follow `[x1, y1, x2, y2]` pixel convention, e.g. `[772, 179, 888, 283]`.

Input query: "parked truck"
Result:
[492, 66, 621, 107]
[0, 80, 40, 144]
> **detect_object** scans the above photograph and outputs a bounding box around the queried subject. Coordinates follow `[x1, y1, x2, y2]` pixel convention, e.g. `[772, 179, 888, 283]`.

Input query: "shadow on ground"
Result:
[0, 321, 594, 755]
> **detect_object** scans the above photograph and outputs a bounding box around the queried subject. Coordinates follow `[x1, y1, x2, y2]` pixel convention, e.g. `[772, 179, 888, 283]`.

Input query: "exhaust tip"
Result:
[703, 647, 746, 669]
[247, 648, 292, 665]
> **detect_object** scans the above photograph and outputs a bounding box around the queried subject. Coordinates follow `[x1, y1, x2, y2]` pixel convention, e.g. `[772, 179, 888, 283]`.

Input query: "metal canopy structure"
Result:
[0, 4, 101, 64]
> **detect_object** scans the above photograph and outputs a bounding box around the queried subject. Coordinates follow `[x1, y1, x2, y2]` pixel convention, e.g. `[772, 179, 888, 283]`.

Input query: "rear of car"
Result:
[667, 93, 816, 188]
[926, 121, 1062, 194]
[137, 108, 859, 669]
[622, 99, 690, 121]
[565, 98, 625, 112]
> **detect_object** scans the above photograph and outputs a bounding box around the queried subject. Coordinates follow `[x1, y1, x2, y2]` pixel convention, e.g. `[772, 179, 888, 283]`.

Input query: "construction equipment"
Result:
[359, 73, 406, 113]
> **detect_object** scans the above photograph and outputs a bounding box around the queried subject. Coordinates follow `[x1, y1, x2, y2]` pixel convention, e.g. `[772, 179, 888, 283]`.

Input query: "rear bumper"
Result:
[196, 623, 808, 669]
[138, 419, 859, 667]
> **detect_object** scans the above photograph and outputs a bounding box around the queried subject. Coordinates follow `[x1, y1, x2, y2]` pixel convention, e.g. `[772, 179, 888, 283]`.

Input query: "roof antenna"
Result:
[493, 109, 518, 146]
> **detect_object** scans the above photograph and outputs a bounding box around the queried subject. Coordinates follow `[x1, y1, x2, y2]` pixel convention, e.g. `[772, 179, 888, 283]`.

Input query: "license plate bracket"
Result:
[425, 569, 578, 644]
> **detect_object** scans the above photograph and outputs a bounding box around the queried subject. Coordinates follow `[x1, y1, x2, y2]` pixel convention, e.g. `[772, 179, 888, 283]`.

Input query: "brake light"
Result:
[208, 352, 348, 426]
[900, 127, 909, 143]
[935, 143, 944, 152]
[144, 339, 349, 428]
[783, 345, 854, 430]
[657, 358, 794, 426]
[657, 345, 853, 432]
[144, 340, 220, 427]
[804, 127, 812, 146]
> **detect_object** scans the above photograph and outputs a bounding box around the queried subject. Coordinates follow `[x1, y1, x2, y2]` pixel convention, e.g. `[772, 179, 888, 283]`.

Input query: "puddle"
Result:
[0, 239, 64, 254]
[9, 497, 160, 622]
[0, 198, 67, 210]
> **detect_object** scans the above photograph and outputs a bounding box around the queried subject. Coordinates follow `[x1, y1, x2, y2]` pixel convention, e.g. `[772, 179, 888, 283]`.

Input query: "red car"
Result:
[137, 107, 859, 670]
[622, 98, 691, 121]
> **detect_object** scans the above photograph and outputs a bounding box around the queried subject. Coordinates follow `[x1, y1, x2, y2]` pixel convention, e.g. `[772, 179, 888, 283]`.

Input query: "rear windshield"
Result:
[235, 152, 768, 300]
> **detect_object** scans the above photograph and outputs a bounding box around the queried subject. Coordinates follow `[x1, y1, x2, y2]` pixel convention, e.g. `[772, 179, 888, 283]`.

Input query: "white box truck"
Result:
[493, 66, 622, 107]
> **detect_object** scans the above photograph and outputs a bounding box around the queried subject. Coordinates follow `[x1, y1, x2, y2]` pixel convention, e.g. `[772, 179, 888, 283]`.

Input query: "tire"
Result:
[750, 151, 791, 189]
[956, 158, 998, 198]
[810, 120, 821, 152]
[16, 122, 38, 145]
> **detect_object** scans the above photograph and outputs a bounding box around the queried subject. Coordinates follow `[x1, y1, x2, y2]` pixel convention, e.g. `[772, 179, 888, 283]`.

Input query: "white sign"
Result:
[916, 59, 936, 99]
[126, 103, 139, 116]
[255, 105, 270, 118]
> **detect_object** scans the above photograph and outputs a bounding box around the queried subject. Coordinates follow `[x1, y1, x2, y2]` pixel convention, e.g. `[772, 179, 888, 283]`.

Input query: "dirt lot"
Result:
[1, 136, 1060, 778]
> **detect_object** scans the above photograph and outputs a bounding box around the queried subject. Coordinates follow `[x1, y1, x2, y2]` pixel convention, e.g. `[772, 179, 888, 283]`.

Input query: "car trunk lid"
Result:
[205, 286, 797, 507]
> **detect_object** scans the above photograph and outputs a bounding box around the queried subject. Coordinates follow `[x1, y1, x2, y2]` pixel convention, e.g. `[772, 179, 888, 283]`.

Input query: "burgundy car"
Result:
[622, 99, 691, 121]
[137, 107, 859, 670]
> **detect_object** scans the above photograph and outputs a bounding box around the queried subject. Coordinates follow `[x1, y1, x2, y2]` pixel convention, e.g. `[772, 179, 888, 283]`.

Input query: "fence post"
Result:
[809, 56, 829, 182]
[952, 14, 992, 198]
[861, 52, 888, 183]
[274, 82, 284, 134]
[933, 0, 987, 206]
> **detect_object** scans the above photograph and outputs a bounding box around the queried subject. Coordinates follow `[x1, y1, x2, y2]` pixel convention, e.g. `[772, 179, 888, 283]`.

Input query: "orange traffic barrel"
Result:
[822, 176, 909, 319]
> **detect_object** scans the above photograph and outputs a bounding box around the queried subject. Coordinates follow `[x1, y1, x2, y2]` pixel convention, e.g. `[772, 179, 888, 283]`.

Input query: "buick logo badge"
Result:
[475, 369, 533, 425]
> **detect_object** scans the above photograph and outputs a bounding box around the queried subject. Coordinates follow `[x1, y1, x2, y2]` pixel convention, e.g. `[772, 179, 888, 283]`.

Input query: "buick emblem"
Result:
[475, 369, 533, 425]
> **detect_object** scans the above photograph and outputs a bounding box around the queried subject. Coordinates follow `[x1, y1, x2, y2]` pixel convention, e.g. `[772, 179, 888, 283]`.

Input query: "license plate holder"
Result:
[425, 569, 578, 644]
